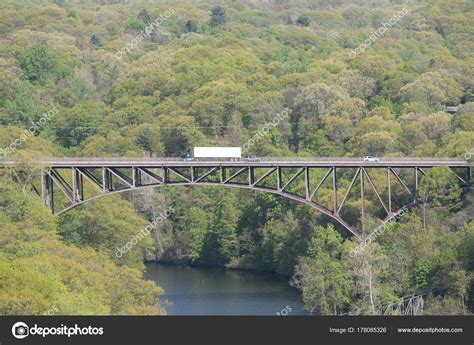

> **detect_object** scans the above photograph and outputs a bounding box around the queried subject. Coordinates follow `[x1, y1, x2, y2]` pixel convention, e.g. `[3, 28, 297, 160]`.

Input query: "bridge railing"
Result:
[0, 156, 469, 165]
[259, 157, 468, 162]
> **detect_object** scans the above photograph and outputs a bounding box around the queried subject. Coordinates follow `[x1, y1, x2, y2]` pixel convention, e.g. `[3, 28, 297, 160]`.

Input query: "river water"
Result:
[145, 263, 309, 315]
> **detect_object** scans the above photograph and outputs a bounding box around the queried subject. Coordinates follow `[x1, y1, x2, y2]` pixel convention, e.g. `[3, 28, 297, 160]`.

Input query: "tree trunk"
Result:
[367, 261, 376, 314]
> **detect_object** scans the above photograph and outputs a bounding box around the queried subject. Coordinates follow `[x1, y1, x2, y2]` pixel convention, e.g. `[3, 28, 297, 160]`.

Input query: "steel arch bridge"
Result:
[2, 157, 471, 239]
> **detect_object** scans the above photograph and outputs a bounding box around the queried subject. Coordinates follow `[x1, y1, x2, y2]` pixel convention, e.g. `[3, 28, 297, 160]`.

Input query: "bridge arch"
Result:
[55, 181, 364, 238]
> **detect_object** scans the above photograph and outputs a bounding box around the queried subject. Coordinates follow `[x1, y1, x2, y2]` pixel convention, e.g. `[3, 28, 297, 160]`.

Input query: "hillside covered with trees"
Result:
[0, 0, 473, 315]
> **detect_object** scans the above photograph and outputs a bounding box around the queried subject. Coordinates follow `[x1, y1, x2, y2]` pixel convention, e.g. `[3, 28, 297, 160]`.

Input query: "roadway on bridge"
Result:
[0, 157, 470, 168]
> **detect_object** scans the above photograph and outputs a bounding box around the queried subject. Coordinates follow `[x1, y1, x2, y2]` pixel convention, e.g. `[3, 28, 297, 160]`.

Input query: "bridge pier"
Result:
[72, 168, 83, 202]
[41, 171, 54, 213]
[415, 167, 419, 200]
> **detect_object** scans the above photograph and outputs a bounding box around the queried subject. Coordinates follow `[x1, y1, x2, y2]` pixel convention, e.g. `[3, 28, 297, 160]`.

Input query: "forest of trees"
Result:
[0, 0, 473, 315]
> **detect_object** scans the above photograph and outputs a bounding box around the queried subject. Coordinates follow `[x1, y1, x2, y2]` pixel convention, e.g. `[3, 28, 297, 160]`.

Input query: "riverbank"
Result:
[146, 257, 290, 277]
[145, 262, 310, 315]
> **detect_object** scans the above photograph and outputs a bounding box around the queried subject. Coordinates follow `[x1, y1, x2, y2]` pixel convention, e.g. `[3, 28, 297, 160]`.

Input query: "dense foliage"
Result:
[0, 0, 473, 315]
[0, 169, 164, 315]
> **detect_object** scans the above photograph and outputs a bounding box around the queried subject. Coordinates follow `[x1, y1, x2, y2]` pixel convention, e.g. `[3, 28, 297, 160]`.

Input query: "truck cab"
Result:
[180, 150, 193, 161]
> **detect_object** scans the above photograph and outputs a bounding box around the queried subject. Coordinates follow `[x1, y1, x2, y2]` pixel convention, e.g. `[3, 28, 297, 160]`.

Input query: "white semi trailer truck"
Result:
[180, 147, 259, 161]
[193, 147, 241, 160]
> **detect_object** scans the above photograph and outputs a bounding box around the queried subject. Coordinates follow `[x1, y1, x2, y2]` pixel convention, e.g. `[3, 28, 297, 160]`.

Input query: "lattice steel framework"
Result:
[36, 160, 471, 238]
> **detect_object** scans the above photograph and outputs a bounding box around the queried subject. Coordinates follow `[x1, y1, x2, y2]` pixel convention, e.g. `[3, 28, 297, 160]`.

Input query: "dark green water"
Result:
[145, 263, 309, 315]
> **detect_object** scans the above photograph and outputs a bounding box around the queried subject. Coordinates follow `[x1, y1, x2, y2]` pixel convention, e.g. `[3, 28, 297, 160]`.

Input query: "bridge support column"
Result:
[332, 167, 337, 213]
[277, 167, 282, 191]
[305, 167, 310, 200]
[41, 170, 54, 213]
[220, 166, 225, 183]
[415, 167, 419, 201]
[102, 168, 113, 192]
[360, 167, 365, 232]
[72, 168, 83, 202]
[132, 167, 141, 187]
[387, 168, 392, 214]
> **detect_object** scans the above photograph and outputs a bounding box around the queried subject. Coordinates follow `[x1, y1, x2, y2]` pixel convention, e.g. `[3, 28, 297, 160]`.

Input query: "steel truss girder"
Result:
[39, 164, 471, 239]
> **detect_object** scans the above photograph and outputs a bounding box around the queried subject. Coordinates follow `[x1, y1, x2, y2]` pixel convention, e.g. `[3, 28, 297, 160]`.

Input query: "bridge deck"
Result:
[0, 157, 470, 168]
